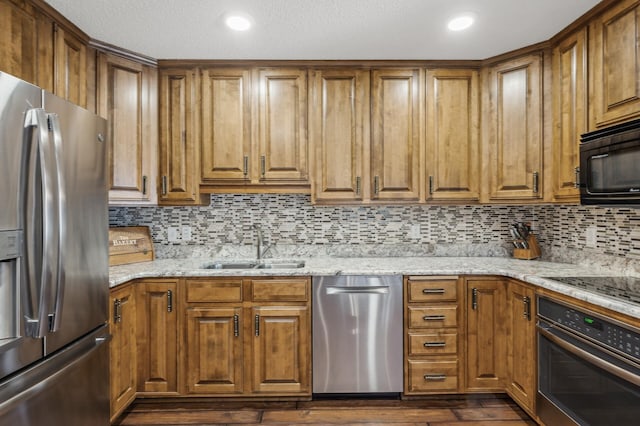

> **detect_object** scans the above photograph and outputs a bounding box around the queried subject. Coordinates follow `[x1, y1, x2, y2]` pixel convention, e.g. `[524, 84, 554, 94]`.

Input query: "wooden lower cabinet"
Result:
[183, 277, 311, 397]
[109, 283, 136, 422]
[185, 306, 244, 394]
[506, 280, 536, 416]
[250, 306, 311, 394]
[404, 276, 462, 395]
[464, 277, 507, 392]
[136, 280, 178, 395]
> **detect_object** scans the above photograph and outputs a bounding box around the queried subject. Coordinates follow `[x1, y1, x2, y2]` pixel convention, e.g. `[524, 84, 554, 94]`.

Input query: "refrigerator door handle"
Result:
[22, 108, 60, 338]
[47, 113, 66, 332]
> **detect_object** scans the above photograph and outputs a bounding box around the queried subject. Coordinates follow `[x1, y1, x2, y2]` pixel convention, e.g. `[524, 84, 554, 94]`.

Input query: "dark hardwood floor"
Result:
[113, 395, 537, 425]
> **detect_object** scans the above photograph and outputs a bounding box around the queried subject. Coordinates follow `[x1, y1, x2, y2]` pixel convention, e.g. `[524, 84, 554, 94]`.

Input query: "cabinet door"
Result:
[136, 281, 178, 394]
[201, 68, 252, 183]
[553, 29, 587, 201]
[0, 0, 38, 83]
[310, 69, 369, 203]
[185, 307, 243, 394]
[589, 0, 640, 128]
[98, 53, 157, 205]
[465, 278, 507, 391]
[425, 69, 480, 202]
[258, 68, 309, 184]
[371, 68, 422, 201]
[159, 68, 203, 204]
[488, 54, 543, 200]
[506, 281, 536, 415]
[54, 25, 86, 108]
[109, 284, 136, 422]
[251, 306, 311, 395]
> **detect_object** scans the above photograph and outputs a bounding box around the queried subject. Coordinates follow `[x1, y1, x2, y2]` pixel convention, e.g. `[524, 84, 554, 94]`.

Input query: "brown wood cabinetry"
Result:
[159, 67, 205, 205]
[589, 0, 640, 128]
[464, 277, 507, 392]
[506, 280, 536, 416]
[53, 24, 86, 107]
[310, 69, 369, 203]
[109, 283, 136, 422]
[0, 0, 40, 84]
[404, 276, 462, 394]
[553, 29, 587, 201]
[98, 52, 158, 205]
[136, 280, 178, 395]
[486, 54, 544, 201]
[371, 68, 422, 202]
[425, 69, 480, 202]
[200, 67, 309, 190]
[184, 277, 311, 397]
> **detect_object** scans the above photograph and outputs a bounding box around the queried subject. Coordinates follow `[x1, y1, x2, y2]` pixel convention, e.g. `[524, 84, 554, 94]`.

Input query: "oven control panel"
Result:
[538, 297, 640, 362]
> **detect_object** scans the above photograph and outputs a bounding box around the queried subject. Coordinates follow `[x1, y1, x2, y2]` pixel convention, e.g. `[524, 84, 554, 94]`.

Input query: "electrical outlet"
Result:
[182, 226, 192, 241]
[167, 226, 180, 243]
[585, 226, 597, 248]
[410, 224, 421, 239]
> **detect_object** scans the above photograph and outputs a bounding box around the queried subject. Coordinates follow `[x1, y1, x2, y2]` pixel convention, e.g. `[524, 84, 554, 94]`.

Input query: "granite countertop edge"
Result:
[109, 256, 640, 319]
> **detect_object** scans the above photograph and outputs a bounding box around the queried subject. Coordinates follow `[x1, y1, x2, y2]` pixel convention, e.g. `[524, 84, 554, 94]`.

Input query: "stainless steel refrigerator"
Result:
[0, 72, 109, 425]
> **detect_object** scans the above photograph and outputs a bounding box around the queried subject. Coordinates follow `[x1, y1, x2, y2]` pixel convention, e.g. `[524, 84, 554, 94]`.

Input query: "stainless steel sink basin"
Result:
[203, 261, 258, 269]
[255, 261, 306, 269]
[202, 260, 305, 269]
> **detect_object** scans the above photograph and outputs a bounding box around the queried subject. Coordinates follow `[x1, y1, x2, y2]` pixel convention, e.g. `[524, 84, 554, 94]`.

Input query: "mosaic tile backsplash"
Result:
[109, 194, 639, 273]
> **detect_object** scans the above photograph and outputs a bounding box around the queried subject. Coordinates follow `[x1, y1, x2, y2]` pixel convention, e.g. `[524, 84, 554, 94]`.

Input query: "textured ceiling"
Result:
[43, 0, 601, 60]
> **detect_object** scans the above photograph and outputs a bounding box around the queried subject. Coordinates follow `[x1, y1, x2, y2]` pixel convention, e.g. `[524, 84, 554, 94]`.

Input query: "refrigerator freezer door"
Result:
[42, 93, 109, 354]
[0, 325, 110, 426]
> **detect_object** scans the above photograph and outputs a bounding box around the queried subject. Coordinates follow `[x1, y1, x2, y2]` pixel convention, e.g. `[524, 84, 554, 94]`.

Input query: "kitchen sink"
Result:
[203, 261, 258, 269]
[202, 260, 305, 270]
[255, 261, 306, 269]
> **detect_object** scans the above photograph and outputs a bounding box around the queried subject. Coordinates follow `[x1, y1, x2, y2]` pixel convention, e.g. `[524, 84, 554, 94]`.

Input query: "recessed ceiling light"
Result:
[447, 15, 474, 31]
[225, 13, 253, 31]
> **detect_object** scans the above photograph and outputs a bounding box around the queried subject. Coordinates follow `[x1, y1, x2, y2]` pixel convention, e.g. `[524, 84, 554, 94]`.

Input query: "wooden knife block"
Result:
[513, 234, 541, 260]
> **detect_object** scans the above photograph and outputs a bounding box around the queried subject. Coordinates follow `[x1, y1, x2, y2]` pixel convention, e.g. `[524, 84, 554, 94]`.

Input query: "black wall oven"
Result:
[580, 118, 640, 206]
[537, 296, 640, 426]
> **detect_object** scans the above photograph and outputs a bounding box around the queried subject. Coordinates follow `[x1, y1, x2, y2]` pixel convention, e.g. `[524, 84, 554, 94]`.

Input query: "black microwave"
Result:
[580, 118, 640, 206]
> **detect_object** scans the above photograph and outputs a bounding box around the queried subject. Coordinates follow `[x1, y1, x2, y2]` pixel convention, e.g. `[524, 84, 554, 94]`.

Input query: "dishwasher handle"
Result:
[326, 286, 389, 295]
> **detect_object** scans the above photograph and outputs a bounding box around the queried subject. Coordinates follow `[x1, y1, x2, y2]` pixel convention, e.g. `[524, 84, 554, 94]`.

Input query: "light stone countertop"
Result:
[109, 256, 640, 319]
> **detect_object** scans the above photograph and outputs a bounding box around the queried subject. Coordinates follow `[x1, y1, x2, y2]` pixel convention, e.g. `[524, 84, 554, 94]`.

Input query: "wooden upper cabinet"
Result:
[589, 0, 640, 129]
[0, 0, 38, 84]
[159, 68, 204, 205]
[425, 69, 480, 202]
[258, 68, 309, 184]
[201, 68, 252, 183]
[553, 29, 587, 201]
[487, 54, 543, 201]
[371, 68, 422, 201]
[310, 69, 369, 203]
[54, 24, 86, 108]
[98, 52, 158, 205]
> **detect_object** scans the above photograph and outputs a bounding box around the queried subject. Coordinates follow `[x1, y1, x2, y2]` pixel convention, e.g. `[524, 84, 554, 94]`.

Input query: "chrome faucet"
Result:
[252, 224, 272, 260]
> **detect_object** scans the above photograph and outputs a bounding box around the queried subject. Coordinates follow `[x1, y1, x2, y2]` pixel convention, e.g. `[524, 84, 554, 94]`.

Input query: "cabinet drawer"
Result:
[407, 277, 458, 302]
[186, 280, 243, 303]
[408, 332, 457, 356]
[408, 306, 457, 328]
[407, 360, 458, 392]
[251, 279, 309, 302]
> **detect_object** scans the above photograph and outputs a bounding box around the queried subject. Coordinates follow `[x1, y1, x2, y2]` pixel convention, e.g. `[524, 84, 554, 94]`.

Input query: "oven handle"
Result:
[538, 325, 640, 387]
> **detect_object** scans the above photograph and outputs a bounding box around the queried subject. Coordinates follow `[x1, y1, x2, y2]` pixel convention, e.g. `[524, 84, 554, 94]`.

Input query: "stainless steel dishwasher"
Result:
[312, 275, 403, 394]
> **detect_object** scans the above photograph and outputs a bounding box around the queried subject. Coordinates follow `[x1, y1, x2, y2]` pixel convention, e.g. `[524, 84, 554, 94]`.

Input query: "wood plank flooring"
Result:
[113, 395, 537, 425]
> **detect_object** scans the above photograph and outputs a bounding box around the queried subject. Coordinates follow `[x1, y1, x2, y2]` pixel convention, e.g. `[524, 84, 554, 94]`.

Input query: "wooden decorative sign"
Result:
[108, 226, 154, 266]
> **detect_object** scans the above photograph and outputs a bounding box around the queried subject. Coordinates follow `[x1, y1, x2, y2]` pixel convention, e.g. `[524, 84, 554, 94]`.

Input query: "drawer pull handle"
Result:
[233, 314, 239, 337]
[422, 288, 445, 294]
[424, 341, 446, 348]
[424, 374, 446, 381]
[422, 315, 446, 321]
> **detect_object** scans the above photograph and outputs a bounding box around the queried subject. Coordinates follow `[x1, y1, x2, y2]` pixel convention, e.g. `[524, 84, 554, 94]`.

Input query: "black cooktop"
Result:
[548, 276, 640, 305]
